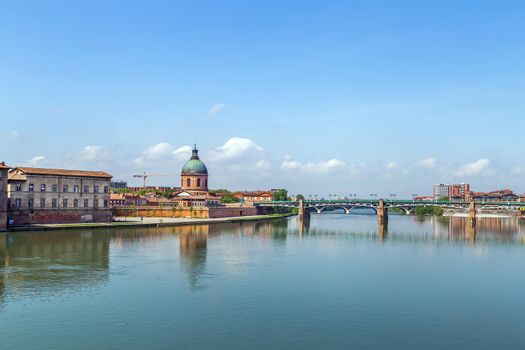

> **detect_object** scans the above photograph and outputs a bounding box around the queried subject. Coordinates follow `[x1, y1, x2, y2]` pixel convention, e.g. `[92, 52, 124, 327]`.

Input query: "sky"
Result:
[2, 0, 525, 198]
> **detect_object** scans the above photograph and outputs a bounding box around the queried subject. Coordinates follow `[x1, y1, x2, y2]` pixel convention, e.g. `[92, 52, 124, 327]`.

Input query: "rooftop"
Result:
[9, 167, 112, 179]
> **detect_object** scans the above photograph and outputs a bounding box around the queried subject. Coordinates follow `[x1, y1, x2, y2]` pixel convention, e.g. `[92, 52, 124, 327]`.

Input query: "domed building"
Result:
[181, 145, 208, 193]
[170, 145, 220, 208]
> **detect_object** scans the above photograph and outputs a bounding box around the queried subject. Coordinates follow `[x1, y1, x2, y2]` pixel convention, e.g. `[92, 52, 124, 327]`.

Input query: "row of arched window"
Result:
[184, 177, 207, 188]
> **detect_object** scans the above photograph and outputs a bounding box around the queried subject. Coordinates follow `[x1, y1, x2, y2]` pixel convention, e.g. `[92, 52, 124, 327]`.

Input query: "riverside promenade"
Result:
[6, 214, 291, 232]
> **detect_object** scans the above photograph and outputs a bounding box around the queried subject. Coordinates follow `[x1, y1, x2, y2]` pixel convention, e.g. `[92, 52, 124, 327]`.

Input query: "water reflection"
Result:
[301, 214, 525, 245]
[0, 230, 110, 305]
[1, 216, 525, 304]
[179, 226, 208, 290]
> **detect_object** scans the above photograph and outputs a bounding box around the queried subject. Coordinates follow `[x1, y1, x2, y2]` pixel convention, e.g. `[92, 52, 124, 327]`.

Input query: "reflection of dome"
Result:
[181, 145, 208, 175]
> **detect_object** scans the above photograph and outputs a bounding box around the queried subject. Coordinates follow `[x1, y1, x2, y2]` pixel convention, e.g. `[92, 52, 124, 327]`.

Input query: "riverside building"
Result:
[7, 167, 113, 225]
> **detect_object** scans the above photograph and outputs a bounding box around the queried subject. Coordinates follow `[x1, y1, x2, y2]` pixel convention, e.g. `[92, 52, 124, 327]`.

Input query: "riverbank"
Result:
[5, 213, 293, 232]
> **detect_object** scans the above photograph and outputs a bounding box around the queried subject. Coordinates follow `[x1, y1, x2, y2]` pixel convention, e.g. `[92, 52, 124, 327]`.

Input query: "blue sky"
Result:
[2, 1, 525, 197]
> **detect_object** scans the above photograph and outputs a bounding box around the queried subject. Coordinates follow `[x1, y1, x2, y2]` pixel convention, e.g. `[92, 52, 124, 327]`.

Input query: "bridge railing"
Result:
[253, 199, 525, 207]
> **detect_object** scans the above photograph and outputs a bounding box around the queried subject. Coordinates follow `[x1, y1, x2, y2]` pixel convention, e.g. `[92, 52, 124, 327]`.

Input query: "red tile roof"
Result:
[11, 167, 112, 178]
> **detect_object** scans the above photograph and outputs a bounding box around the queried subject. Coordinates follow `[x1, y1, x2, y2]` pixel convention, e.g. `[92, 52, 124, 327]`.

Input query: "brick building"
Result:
[0, 162, 9, 230]
[233, 191, 273, 203]
[470, 189, 519, 202]
[7, 167, 112, 225]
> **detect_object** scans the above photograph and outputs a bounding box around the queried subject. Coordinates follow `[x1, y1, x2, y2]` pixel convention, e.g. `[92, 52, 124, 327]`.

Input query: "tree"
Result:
[296, 194, 304, 200]
[220, 194, 240, 203]
[272, 189, 288, 201]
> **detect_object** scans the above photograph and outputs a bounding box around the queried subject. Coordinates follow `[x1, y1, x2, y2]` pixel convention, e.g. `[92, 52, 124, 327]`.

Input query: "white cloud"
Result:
[255, 159, 270, 170]
[386, 161, 398, 170]
[78, 145, 108, 162]
[301, 158, 346, 174]
[456, 159, 490, 177]
[27, 155, 47, 165]
[281, 156, 302, 170]
[8, 130, 19, 140]
[418, 157, 436, 169]
[211, 137, 263, 160]
[281, 156, 347, 174]
[142, 142, 173, 159]
[173, 145, 193, 159]
[209, 102, 225, 116]
[134, 142, 177, 164]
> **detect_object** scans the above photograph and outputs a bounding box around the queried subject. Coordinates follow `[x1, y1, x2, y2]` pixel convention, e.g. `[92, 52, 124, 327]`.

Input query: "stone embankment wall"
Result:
[113, 206, 264, 219]
[8, 209, 113, 225]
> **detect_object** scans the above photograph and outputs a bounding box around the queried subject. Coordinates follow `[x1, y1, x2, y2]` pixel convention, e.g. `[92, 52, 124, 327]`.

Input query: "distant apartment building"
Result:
[433, 183, 470, 200]
[0, 162, 9, 230]
[7, 167, 112, 225]
[110, 180, 128, 189]
[432, 184, 450, 199]
[449, 183, 470, 198]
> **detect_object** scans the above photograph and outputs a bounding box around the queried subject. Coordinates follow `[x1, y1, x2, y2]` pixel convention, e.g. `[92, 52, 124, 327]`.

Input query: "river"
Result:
[1, 213, 525, 349]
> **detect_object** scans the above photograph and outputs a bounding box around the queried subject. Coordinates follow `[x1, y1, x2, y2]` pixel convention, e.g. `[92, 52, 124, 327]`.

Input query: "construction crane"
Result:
[133, 172, 179, 189]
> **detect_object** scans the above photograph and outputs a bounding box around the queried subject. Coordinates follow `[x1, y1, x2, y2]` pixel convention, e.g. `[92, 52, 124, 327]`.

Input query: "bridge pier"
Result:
[298, 199, 311, 222]
[344, 208, 351, 214]
[377, 199, 388, 225]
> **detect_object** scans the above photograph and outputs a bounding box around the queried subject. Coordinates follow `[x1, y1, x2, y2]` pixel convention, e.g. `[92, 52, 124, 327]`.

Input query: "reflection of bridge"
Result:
[255, 199, 525, 235]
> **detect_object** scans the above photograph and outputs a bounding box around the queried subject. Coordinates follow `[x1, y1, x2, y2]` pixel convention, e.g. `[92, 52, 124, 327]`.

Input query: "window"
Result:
[186, 178, 191, 187]
[52, 199, 57, 208]
[103, 186, 109, 194]
[94, 186, 99, 193]
[28, 183, 34, 192]
[84, 199, 89, 208]
[28, 199, 34, 208]
[15, 183, 22, 191]
[94, 199, 98, 208]
[40, 198, 46, 208]
[103, 200, 108, 208]
[15, 198, 21, 208]
[63, 184, 68, 193]
[205, 179, 208, 188]
[73, 185, 79, 193]
[74, 199, 79, 208]
[197, 178, 201, 187]
[40, 184, 46, 192]
[83, 185, 89, 193]
[52, 184, 57, 192]
[63, 199, 68, 208]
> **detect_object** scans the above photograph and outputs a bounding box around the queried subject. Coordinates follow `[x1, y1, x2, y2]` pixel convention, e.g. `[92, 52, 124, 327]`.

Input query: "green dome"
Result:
[181, 159, 208, 174]
[181, 145, 208, 174]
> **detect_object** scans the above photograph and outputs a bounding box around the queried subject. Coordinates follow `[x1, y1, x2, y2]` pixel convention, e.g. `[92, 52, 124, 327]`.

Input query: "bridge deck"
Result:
[254, 199, 525, 207]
